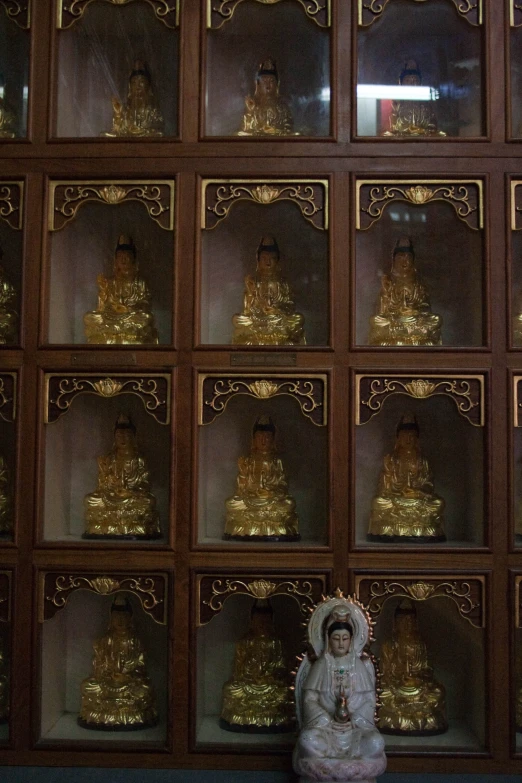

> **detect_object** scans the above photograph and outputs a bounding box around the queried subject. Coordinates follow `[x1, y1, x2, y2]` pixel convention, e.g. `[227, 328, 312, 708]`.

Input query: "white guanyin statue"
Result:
[293, 590, 387, 783]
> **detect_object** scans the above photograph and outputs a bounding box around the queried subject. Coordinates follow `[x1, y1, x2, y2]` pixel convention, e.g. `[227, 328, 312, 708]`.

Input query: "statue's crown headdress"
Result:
[114, 413, 137, 433]
[326, 607, 353, 637]
[130, 59, 151, 83]
[111, 594, 132, 613]
[400, 58, 422, 84]
[257, 58, 278, 81]
[115, 234, 137, 257]
[257, 235, 279, 255]
[396, 412, 420, 436]
[393, 236, 414, 258]
[253, 414, 276, 435]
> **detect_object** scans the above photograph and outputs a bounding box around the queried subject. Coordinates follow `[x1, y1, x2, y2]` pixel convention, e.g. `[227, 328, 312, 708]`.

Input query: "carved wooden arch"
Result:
[356, 180, 483, 232]
[354, 574, 486, 628]
[0, 374, 17, 423]
[45, 373, 171, 425]
[207, 0, 330, 29]
[199, 373, 327, 426]
[196, 572, 328, 626]
[0, 182, 24, 230]
[39, 572, 168, 624]
[57, 0, 179, 29]
[202, 179, 328, 231]
[355, 374, 484, 427]
[358, 0, 482, 27]
[0, 1, 30, 28]
[49, 181, 175, 232]
[0, 571, 12, 623]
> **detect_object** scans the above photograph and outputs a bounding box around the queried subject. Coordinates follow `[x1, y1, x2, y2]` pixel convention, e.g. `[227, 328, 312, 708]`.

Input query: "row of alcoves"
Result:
[0, 568, 504, 756]
[0, 368, 514, 549]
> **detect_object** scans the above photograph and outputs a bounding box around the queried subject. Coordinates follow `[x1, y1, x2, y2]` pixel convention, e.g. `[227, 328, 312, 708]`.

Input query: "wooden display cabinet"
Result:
[0, 0, 520, 776]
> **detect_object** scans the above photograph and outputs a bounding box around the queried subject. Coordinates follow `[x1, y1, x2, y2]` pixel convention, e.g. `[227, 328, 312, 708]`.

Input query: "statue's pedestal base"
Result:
[219, 718, 293, 734]
[299, 778, 376, 783]
[223, 533, 301, 542]
[294, 755, 386, 782]
[367, 534, 446, 544]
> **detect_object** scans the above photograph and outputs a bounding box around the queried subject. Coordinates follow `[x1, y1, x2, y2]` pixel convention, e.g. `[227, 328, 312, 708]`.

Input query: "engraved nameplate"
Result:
[70, 353, 137, 366]
[230, 353, 297, 367]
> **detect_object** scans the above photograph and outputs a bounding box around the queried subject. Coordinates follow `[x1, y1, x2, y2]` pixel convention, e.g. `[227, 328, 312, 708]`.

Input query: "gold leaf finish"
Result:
[0, 1, 30, 28]
[207, 0, 330, 28]
[246, 580, 278, 599]
[199, 577, 317, 624]
[406, 581, 436, 601]
[403, 380, 438, 398]
[92, 378, 124, 397]
[247, 380, 280, 398]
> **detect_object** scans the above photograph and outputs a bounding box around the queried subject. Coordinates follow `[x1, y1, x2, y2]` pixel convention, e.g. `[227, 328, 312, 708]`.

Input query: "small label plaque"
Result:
[230, 353, 297, 367]
[70, 353, 137, 366]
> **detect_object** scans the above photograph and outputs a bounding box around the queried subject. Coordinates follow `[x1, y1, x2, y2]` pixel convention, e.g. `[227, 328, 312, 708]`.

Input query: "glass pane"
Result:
[511, 25, 522, 137]
[0, 623, 9, 744]
[206, 3, 330, 137]
[357, 0, 484, 138]
[0, 13, 29, 139]
[55, 4, 179, 138]
[512, 230, 522, 347]
[0, 420, 15, 544]
[0, 221, 22, 347]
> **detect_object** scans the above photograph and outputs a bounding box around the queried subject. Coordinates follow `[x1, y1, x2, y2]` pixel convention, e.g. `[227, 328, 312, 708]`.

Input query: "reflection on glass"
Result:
[0, 75, 16, 138]
[0, 242, 18, 345]
[206, 3, 330, 137]
[0, 14, 29, 138]
[238, 58, 294, 136]
[101, 60, 164, 138]
[357, 1, 483, 138]
[232, 236, 306, 345]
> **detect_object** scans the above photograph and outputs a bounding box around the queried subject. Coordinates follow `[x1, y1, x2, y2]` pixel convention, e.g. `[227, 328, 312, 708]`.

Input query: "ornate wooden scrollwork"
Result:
[356, 374, 484, 427]
[358, 0, 482, 27]
[202, 180, 328, 231]
[0, 571, 11, 623]
[0, 182, 24, 230]
[39, 572, 167, 624]
[196, 572, 328, 626]
[57, 0, 179, 29]
[355, 574, 485, 628]
[199, 373, 327, 426]
[207, 0, 330, 29]
[0, 374, 16, 423]
[356, 180, 483, 231]
[49, 181, 175, 232]
[45, 373, 170, 424]
[0, 1, 30, 28]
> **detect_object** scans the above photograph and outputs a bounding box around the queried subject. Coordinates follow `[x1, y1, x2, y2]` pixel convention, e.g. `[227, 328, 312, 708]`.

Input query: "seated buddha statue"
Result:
[368, 414, 446, 543]
[102, 60, 164, 138]
[78, 595, 158, 731]
[83, 414, 161, 539]
[224, 415, 300, 541]
[232, 236, 305, 346]
[383, 59, 446, 137]
[378, 600, 447, 735]
[0, 635, 9, 723]
[368, 237, 442, 346]
[0, 454, 13, 537]
[238, 58, 294, 137]
[0, 78, 16, 139]
[220, 599, 294, 733]
[0, 244, 18, 345]
[83, 234, 159, 345]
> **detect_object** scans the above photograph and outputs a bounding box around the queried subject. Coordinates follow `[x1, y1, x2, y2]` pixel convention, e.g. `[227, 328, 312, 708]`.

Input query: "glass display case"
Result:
[0, 4, 29, 139]
[196, 373, 328, 547]
[199, 180, 329, 347]
[356, 573, 487, 754]
[354, 374, 486, 548]
[38, 572, 169, 746]
[45, 180, 175, 346]
[204, 0, 331, 138]
[356, 0, 484, 139]
[54, 1, 179, 138]
[355, 179, 485, 348]
[41, 373, 172, 544]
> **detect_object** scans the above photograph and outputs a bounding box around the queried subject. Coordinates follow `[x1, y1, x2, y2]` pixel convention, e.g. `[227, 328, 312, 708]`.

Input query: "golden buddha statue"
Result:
[238, 58, 294, 137]
[78, 595, 158, 731]
[383, 59, 446, 137]
[0, 454, 13, 537]
[83, 414, 161, 540]
[368, 237, 442, 346]
[220, 599, 293, 733]
[0, 78, 16, 139]
[232, 236, 305, 345]
[0, 634, 9, 723]
[378, 600, 447, 735]
[224, 415, 300, 541]
[368, 414, 446, 543]
[83, 235, 159, 345]
[102, 60, 163, 138]
[0, 245, 18, 345]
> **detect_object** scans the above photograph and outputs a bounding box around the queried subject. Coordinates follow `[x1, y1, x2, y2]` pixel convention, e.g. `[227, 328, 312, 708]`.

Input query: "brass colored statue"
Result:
[0, 634, 9, 723]
[83, 414, 161, 539]
[102, 60, 164, 138]
[238, 58, 294, 137]
[378, 600, 447, 735]
[383, 59, 446, 137]
[224, 415, 300, 541]
[368, 237, 442, 346]
[0, 245, 18, 344]
[84, 235, 159, 345]
[368, 414, 446, 543]
[220, 599, 294, 733]
[232, 236, 305, 345]
[78, 595, 158, 731]
[0, 455, 13, 536]
[0, 78, 16, 139]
